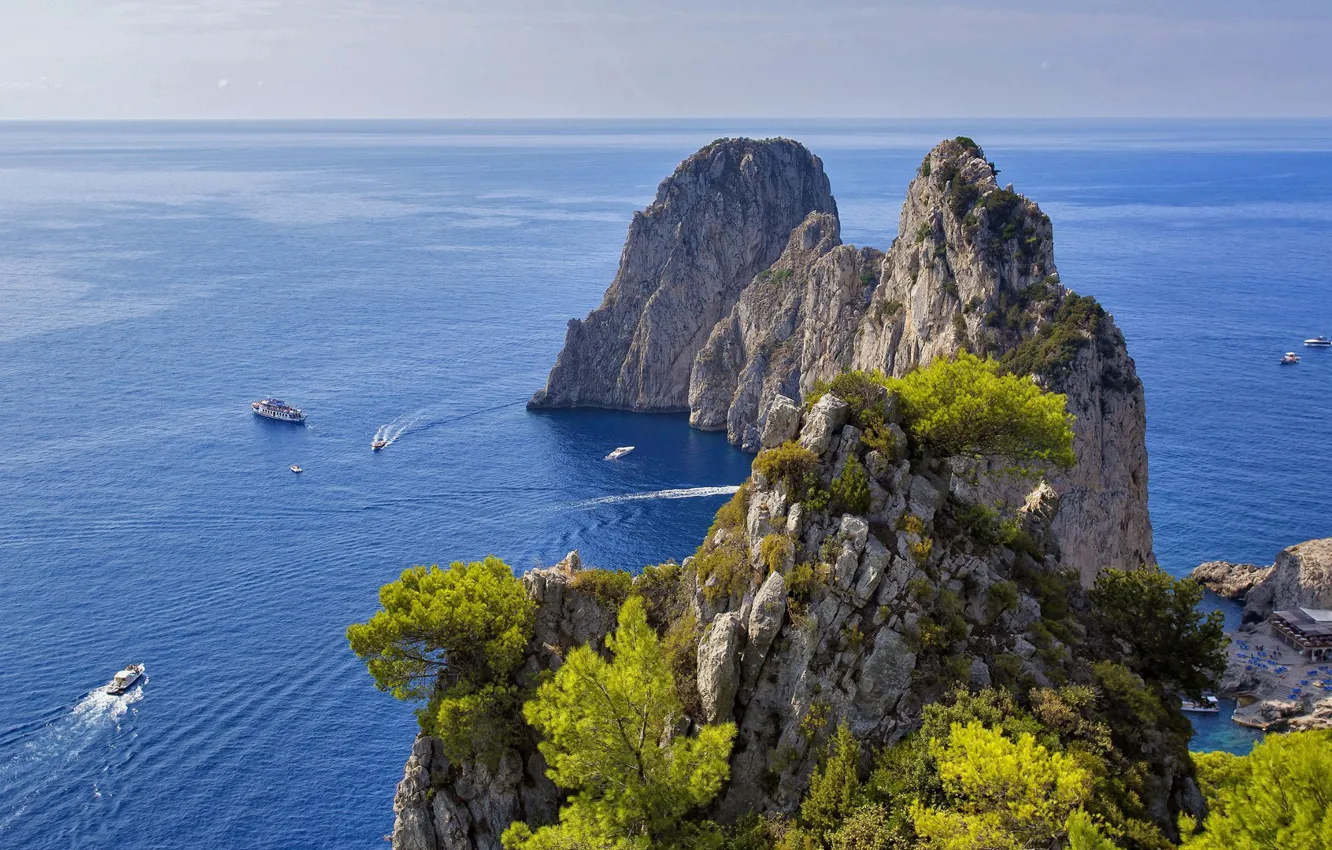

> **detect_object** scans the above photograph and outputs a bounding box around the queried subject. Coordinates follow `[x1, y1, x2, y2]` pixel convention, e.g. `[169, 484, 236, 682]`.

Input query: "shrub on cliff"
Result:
[890, 351, 1076, 468]
[831, 455, 872, 515]
[754, 442, 820, 493]
[503, 596, 736, 850]
[346, 556, 535, 761]
[1182, 730, 1332, 849]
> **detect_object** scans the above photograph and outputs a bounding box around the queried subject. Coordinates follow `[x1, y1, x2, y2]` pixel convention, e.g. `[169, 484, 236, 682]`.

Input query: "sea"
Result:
[2, 119, 1329, 847]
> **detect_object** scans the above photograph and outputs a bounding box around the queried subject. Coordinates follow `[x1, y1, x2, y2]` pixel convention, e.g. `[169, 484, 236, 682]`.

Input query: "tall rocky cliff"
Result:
[393, 394, 1200, 850]
[528, 138, 837, 412]
[531, 137, 1153, 582]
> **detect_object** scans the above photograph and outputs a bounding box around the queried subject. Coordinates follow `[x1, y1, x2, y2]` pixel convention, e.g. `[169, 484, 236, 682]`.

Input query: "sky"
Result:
[0, 0, 1329, 119]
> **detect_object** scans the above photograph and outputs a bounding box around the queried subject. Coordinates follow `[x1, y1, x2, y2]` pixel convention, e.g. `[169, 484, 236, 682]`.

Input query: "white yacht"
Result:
[107, 664, 144, 695]
[605, 446, 635, 461]
[251, 398, 306, 423]
[1180, 695, 1220, 713]
[290, 464, 303, 474]
[1304, 336, 1332, 347]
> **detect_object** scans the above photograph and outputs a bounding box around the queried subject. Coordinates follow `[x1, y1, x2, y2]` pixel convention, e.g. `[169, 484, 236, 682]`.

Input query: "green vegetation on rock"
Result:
[502, 596, 736, 850]
[892, 351, 1076, 468]
[346, 556, 535, 762]
[1183, 730, 1332, 849]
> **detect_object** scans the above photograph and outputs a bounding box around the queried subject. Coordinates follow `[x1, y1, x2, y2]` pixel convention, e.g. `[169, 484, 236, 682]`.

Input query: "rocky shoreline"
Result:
[1191, 538, 1332, 732]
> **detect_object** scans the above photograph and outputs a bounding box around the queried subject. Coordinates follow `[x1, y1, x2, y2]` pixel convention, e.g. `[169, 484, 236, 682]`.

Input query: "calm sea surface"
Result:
[2, 120, 1329, 846]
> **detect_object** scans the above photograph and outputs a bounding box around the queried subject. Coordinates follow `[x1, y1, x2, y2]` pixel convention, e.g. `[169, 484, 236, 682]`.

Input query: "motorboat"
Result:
[107, 663, 144, 695]
[290, 464, 303, 474]
[1280, 352, 1301, 365]
[372, 439, 388, 451]
[251, 398, 306, 423]
[1180, 695, 1220, 713]
[605, 446, 635, 461]
[1304, 336, 1332, 347]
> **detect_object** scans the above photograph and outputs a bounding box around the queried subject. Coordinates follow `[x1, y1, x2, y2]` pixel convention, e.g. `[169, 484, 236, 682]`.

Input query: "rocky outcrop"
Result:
[531, 137, 1153, 582]
[528, 138, 836, 412]
[395, 393, 1199, 848]
[1189, 560, 1273, 602]
[1243, 537, 1332, 621]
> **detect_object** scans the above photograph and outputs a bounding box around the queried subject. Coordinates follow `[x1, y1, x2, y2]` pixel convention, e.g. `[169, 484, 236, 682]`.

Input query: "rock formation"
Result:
[1189, 560, 1273, 602]
[527, 138, 837, 412]
[531, 137, 1153, 582]
[1242, 537, 1332, 621]
[394, 392, 1199, 850]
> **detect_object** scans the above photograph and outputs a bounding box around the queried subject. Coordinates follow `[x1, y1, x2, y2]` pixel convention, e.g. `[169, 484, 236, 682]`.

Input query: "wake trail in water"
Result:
[374, 400, 525, 448]
[0, 682, 144, 833]
[574, 485, 741, 508]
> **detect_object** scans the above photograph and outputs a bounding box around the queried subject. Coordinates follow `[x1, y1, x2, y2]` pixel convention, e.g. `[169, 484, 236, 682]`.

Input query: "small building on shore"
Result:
[1272, 608, 1332, 661]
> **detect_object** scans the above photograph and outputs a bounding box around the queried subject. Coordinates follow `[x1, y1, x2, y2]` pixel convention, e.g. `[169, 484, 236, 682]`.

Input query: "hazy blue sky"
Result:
[1, 0, 1328, 119]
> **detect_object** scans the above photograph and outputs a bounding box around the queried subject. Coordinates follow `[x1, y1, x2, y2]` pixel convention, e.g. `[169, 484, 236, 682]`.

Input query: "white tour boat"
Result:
[1180, 695, 1220, 714]
[1304, 335, 1332, 347]
[251, 398, 306, 423]
[290, 464, 303, 474]
[605, 446, 635, 461]
[372, 439, 388, 451]
[1280, 352, 1301, 365]
[107, 663, 144, 695]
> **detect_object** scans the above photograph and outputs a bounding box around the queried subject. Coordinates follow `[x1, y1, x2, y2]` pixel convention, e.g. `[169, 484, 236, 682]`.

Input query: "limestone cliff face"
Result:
[392, 395, 1199, 850]
[1242, 537, 1332, 622]
[528, 138, 837, 412]
[533, 137, 1153, 581]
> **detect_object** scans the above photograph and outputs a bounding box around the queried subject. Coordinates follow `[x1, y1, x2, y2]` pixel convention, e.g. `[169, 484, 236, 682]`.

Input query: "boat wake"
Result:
[574, 485, 740, 508]
[373, 400, 525, 449]
[0, 681, 145, 832]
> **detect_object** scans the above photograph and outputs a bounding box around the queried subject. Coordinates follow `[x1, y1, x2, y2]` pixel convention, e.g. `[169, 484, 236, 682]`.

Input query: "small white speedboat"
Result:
[371, 439, 388, 451]
[1181, 695, 1220, 713]
[290, 465, 303, 474]
[605, 446, 635, 461]
[1280, 352, 1301, 365]
[107, 664, 144, 695]
[1305, 336, 1332, 347]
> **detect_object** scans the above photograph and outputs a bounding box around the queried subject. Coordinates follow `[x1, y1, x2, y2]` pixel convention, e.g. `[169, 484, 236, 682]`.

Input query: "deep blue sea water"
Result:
[2, 120, 1330, 847]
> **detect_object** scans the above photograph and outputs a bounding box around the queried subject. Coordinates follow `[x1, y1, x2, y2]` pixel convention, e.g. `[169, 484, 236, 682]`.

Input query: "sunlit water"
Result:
[4, 120, 1331, 846]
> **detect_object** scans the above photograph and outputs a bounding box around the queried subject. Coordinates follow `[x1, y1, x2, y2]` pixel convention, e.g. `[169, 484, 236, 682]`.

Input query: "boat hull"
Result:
[252, 409, 306, 423]
[106, 672, 142, 696]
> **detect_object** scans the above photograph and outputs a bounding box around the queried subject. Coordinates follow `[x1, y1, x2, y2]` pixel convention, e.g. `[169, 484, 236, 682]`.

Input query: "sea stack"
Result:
[528, 138, 837, 412]
[531, 137, 1153, 581]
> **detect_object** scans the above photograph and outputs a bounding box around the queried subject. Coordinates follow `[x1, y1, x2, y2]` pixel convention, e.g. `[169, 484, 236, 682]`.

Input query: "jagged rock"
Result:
[798, 394, 850, 454]
[838, 514, 869, 553]
[1287, 697, 1332, 731]
[1243, 538, 1332, 621]
[848, 627, 914, 736]
[907, 474, 945, 525]
[530, 138, 836, 414]
[854, 535, 891, 602]
[393, 736, 445, 850]
[530, 136, 1154, 581]
[760, 394, 802, 448]
[698, 612, 746, 723]
[1189, 560, 1273, 602]
[741, 572, 787, 692]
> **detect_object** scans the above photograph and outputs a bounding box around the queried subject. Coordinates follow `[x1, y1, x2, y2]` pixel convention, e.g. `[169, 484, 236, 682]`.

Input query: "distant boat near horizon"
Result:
[1304, 335, 1331, 347]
